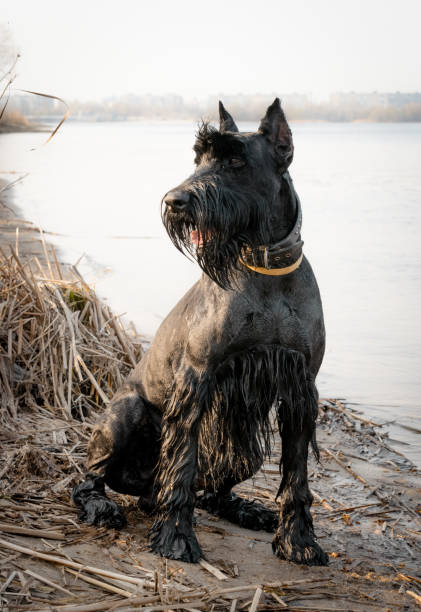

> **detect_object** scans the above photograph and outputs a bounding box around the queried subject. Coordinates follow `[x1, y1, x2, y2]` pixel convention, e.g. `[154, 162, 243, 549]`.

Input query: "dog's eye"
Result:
[275, 143, 291, 153]
[229, 158, 245, 169]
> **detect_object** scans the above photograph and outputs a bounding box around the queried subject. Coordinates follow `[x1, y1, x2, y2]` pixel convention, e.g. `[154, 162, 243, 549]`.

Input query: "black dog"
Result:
[73, 99, 328, 566]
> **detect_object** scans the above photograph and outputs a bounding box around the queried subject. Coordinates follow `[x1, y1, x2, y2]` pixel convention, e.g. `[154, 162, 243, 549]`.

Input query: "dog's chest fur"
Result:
[132, 266, 320, 488]
[195, 339, 317, 487]
[179, 273, 312, 364]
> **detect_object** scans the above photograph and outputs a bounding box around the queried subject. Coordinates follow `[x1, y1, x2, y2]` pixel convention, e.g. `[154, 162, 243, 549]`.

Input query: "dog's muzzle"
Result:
[163, 189, 191, 212]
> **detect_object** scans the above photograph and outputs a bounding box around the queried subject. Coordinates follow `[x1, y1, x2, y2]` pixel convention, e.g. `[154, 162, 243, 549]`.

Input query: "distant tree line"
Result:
[2, 91, 421, 129]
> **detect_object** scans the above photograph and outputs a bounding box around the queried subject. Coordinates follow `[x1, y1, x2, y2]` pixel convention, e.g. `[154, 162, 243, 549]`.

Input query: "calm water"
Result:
[1, 121, 420, 463]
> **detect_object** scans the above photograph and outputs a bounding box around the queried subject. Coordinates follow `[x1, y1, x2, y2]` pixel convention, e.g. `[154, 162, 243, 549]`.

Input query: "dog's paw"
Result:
[233, 498, 278, 532]
[149, 517, 202, 563]
[197, 492, 278, 533]
[78, 495, 127, 529]
[272, 528, 328, 566]
[73, 477, 126, 529]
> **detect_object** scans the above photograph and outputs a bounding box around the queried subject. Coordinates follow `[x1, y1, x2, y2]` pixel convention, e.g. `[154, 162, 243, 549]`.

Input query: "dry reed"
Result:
[0, 242, 143, 423]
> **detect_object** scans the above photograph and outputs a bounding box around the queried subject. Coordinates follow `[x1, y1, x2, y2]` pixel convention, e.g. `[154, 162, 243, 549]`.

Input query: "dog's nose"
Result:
[164, 190, 190, 211]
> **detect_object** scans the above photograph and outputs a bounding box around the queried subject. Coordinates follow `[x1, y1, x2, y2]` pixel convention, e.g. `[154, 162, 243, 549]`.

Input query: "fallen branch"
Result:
[0, 522, 64, 540]
[199, 559, 228, 581]
[25, 568, 75, 597]
[324, 399, 380, 427]
[312, 490, 334, 511]
[0, 538, 149, 587]
[36, 595, 161, 612]
[249, 586, 263, 611]
[65, 568, 133, 598]
[322, 447, 368, 485]
[407, 590, 421, 606]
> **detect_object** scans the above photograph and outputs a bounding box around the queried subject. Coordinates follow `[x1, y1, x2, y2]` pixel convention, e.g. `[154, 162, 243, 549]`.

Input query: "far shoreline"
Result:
[2, 117, 421, 135]
[0, 122, 46, 134]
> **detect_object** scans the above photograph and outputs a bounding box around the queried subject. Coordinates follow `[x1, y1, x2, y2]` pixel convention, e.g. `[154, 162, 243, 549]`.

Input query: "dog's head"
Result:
[162, 98, 294, 288]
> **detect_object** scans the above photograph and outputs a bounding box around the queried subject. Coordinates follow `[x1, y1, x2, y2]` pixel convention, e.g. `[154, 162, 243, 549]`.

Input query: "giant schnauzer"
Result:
[73, 99, 328, 566]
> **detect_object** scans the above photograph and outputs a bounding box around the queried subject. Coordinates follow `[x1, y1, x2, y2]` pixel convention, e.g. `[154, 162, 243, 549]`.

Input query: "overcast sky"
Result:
[2, 0, 420, 101]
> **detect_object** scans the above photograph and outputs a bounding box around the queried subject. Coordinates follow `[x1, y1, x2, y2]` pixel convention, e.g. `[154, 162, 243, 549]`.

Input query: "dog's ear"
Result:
[258, 98, 293, 168]
[219, 101, 239, 133]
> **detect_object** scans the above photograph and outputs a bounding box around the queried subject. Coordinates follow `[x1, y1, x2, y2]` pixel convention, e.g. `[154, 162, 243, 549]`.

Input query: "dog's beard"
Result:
[162, 177, 270, 289]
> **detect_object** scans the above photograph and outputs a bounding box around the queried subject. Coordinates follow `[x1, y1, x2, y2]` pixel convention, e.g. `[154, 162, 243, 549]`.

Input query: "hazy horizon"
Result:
[6, 90, 421, 126]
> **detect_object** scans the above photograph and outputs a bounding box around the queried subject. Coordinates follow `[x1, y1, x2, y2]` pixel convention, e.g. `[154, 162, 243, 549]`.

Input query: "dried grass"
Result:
[14, 443, 53, 477]
[0, 242, 143, 424]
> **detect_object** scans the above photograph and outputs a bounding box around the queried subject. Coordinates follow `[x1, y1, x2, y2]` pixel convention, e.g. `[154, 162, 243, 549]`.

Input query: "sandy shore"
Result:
[0, 179, 420, 610]
[0, 177, 47, 261]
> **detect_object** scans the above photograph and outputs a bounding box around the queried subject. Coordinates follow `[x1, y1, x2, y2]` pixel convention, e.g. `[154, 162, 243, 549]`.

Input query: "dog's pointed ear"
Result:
[219, 101, 239, 133]
[258, 98, 293, 168]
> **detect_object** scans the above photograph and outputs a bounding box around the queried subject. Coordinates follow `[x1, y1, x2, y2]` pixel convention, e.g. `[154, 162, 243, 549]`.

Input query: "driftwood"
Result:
[0, 539, 150, 587]
[0, 522, 64, 540]
[199, 559, 228, 581]
[64, 568, 133, 598]
[24, 568, 75, 597]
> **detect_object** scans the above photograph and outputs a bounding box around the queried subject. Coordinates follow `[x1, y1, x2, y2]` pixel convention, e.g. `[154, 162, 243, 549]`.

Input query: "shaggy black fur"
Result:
[72, 99, 328, 567]
[197, 346, 319, 487]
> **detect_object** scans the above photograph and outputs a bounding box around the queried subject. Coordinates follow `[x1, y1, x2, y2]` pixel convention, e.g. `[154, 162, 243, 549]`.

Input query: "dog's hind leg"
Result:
[272, 380, 328, 566]
[72, 382, 161, 528]
[197, 477, 278, 533]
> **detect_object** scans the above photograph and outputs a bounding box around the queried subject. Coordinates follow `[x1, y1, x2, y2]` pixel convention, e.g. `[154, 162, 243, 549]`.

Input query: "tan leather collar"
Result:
[241, 253, 303, 276]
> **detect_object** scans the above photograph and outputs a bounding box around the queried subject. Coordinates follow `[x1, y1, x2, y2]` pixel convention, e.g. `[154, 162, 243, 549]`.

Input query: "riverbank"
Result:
[0, 124, 43, 134]
[0, 178, 47, 256]
[0, 113, 45, 134]
[0, 181, 420, 610]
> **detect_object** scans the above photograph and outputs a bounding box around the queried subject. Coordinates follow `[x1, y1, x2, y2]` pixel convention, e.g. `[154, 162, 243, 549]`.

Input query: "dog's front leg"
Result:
[149, 373, 204, 563]
[272, 417, 328, 566]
